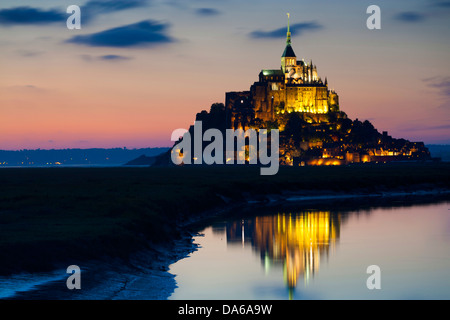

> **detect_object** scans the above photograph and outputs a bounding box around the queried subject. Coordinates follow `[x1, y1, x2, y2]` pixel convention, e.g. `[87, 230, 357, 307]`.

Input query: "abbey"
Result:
[156, 15, 431, 168]
[226, 17, 340, 129]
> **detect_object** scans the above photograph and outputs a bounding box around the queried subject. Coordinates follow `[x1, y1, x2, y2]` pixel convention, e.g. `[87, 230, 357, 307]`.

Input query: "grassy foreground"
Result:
[0, 163, 449, 275]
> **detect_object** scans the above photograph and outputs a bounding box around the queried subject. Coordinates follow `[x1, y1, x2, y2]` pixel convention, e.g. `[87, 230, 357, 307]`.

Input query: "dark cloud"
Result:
[11, 84, 37, 89]
[0, 1, 151, 26]
[428, 124, 450, 130]
[85, 0, 149, 12]
[99, 54, 132, 61]
[83, 0, 151, 22]
[17, 50, 45, 57]
[0, 6, 65, 26]
[432, 1, 450, 8]
[67, 20, 174, 48]
[394, 11, 426, 23]
[402, 124, 450, 132]
[9, 84, 45, 93]
[195, 8, 221, 16]
[81, 54, 132, 61]
[424, 76, 450, 97]
[249, 22, 322, 39]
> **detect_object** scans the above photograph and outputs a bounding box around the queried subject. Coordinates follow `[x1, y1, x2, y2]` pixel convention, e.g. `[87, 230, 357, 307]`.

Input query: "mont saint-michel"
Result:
[1, 2, 450, 303]
[162, 17, 431, 167]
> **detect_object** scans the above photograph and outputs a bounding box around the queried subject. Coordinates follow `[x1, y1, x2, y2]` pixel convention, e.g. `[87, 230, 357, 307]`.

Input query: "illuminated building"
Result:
[166, 15, 432, 167]
[226, 14, 340, 128]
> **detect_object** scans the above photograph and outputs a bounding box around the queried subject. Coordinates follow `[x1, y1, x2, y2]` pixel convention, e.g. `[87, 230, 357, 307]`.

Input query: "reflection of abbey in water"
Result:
[217, 211, 341, 295]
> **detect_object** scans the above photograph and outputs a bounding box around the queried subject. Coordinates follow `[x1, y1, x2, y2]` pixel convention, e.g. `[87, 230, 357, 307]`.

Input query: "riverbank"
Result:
[6, 190, 450, 300]
[4, 188, 450, 300]
[0, 163, 449, 283]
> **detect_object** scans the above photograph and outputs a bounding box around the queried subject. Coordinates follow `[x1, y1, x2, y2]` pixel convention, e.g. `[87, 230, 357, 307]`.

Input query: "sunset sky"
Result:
[1, 0, 449, 150]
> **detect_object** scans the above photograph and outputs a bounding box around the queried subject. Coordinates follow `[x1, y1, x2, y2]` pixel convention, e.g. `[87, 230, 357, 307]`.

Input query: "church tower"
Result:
[281, 13, 296, 73]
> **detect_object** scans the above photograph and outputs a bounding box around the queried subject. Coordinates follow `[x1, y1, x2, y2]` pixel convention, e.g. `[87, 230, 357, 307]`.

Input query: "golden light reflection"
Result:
[225, 211, 341, 297]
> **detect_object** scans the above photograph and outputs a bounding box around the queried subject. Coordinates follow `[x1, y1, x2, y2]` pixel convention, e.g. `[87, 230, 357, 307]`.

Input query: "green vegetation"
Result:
[0, 163, 449, 275]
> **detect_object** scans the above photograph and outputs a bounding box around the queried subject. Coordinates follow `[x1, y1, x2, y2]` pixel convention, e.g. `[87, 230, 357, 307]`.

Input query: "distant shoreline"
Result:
[0, 147, 170, 168]
[0, 144, 448, 167]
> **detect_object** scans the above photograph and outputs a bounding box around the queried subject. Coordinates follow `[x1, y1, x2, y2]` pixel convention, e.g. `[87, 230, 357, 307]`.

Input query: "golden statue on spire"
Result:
[286, 13, 291, 45]
[287, 12, 290, 32]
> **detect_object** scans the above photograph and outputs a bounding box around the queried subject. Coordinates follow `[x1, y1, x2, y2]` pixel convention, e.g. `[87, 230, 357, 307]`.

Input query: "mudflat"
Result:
[0, 163, 449, 276]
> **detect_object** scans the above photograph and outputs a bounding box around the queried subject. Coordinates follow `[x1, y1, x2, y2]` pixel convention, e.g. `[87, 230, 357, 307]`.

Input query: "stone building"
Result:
[160, 15, 432, 167]
[226, 17, 340, 129]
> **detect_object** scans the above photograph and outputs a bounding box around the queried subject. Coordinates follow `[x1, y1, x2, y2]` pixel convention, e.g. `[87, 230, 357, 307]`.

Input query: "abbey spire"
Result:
[286, 12, 291, 46]
[281, 13, 296, 72]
